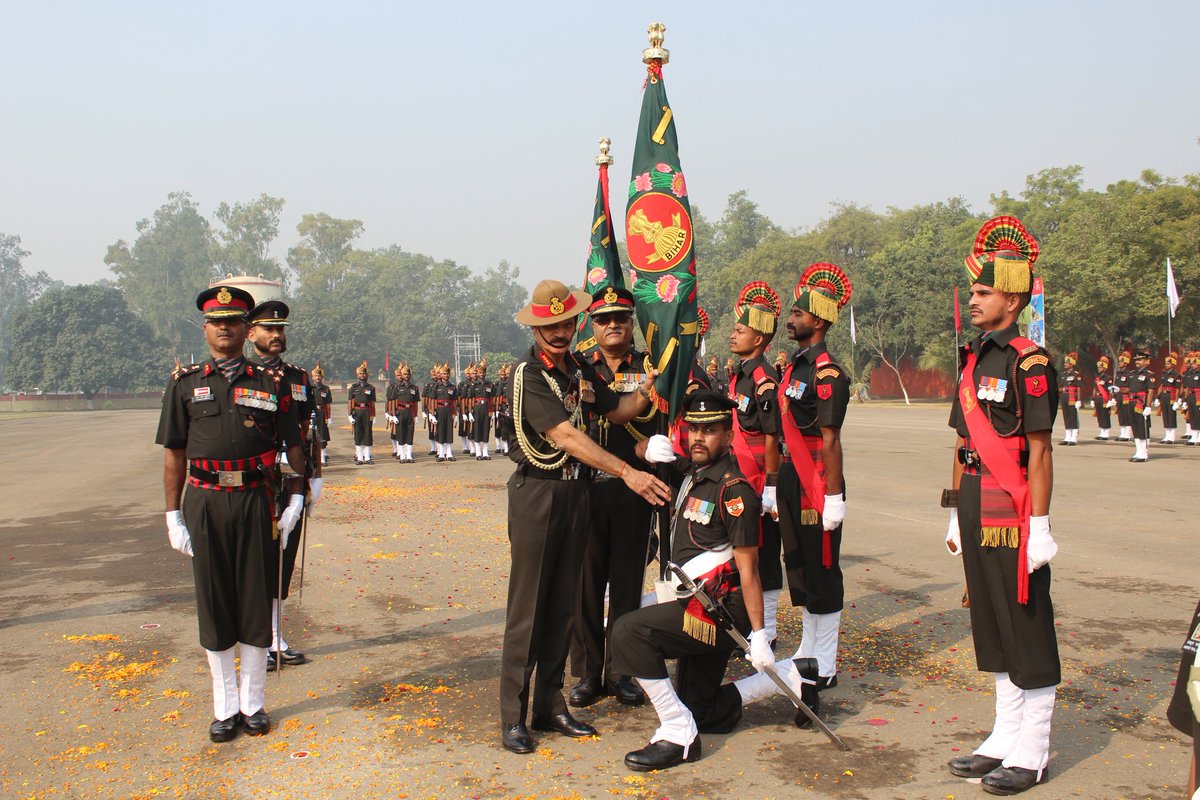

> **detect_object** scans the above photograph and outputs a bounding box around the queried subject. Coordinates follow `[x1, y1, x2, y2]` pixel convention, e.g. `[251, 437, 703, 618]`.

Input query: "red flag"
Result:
[385, 352, 390, 374]
[953, 286, 962, 334]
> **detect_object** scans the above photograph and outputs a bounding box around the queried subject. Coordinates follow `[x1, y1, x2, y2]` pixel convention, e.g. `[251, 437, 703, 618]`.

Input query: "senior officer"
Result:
[499, 279, 672, 755]
[156, 286, 307, 742]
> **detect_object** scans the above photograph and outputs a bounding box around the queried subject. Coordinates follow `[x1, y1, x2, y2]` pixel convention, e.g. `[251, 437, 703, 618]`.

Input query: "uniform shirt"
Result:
[1129, 367, 1156, 412]
[781, 342, 850, 436]
[505, 346, 619, 468]
[948, 324, 1058, 437]
[313, 381, 333, 411]
[472, 379, 494, 409]
[255, 357, 314, 445]
[1160, 369, 1181, 403]
[430, 380, 457, 404]
[392, 380, 420, 407]
[1115, 368, 1131, 404]
[156, 358, 301, 460]
[671, 452, 760, 566]
[583, 347, 657, 463]
[731, 355, 779, 435]
[1058, 366, 1082, 405]
[348, 381, 376, 413]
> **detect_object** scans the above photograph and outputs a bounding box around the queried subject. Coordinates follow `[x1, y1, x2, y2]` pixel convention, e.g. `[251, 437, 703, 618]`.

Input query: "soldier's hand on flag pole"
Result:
[644, 434, 677, 464]
[622, 465, 672, 505]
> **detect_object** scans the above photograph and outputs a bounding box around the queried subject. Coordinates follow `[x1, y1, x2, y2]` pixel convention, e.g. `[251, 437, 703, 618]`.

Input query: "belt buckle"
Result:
[564, 463, 581, 480]
[779, 442, 791, 458]
[218, 471, 244, 487]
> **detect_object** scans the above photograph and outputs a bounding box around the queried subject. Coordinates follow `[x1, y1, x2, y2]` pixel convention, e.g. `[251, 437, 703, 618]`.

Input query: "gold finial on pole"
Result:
[595, 137, 614, 167]
[643, 22, 669, 65]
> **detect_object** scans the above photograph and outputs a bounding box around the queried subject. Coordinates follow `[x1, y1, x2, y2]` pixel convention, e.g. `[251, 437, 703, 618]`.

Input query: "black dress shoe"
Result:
[531, 711, 596, 738]
[1129, 456, 1147, 462]
[624, 737, 701, 771]
[792, 658, 822, 728]
[614, 677, 645, 706]
[209, 713, 241, 743]
[816, 674, 838, 691]
[242, 709, 271, 736]
[948, 754, 1004, 778]
[568, 676, 607, 708]
[501, 722, 534, 754]
[267, 648, 307, 668]
[981, 765, 1046, 795]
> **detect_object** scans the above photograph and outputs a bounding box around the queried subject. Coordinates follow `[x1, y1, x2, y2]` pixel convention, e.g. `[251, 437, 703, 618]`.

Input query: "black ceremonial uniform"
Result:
[730, 356, 783, 601]
[1114, 366, 1132, 436]
[611, 451, 761, 733]
[348, 380, 376, 446]
[1159, 366, 1181, 432]
[777, 342, 850, 613]
[499, 346, 620, 727]
[470, 377, 495, 446]
[949, 324, 1060, 689]
[1129, 365, 1156, 441]
[571, 348, 656, 691]
[312, 380, 333, 444]
[431, 379, 457, 445]
[393, 379, 420, 446]
[156, 358, 301, 650]
[1058, 365, 1082, 433]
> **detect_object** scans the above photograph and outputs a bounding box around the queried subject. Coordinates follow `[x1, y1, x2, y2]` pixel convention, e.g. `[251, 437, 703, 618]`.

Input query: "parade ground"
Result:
[0, 404, 1193, 800]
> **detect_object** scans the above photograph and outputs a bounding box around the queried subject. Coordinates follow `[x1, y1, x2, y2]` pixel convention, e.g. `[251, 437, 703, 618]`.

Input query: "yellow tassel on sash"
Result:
[800, 508, 819, 525]
[980, 526, 1020, 548]
[683, 614, 717, 646]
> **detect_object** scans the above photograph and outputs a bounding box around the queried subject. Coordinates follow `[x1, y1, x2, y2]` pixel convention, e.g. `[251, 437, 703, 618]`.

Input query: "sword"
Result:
[666, 562, 850, 750]
[275, 515, 285, 677]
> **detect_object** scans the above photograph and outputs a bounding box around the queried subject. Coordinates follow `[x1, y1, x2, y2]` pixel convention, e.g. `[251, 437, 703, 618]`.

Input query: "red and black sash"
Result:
[728, 364, 771, 494]
[777, 353, 834, 568]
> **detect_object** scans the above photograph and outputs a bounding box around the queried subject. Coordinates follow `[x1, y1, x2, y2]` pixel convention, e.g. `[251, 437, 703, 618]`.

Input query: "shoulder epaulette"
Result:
[1009, 336, 1041, 357]
[172, 363, 202, 380]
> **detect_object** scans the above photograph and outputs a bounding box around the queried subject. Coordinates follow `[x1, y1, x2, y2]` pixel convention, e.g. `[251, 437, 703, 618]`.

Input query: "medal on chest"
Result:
[976, 376, 1008, 403]
[578, 377, 595, 404]
[734, 393, 751, 412]
[683, 496, 714, 524]
[233, 387, 277, 411]
[610, 371, 644, 393]
[785, 380, 807, 399]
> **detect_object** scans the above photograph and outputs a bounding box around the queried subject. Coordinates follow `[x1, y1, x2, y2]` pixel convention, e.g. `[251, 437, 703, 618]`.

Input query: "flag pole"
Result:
[1167, 257, 1172, 355]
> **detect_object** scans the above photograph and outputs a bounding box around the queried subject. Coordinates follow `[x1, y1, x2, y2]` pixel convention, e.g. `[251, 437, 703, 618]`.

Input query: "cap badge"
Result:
[604, 287, 619, 304]
[549, 296, 565, 315]
[216, 288, 232, 304]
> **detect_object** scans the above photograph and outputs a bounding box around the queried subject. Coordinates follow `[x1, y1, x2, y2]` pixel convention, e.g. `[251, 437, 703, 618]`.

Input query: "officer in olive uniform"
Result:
[311, 365, 333, 465]
[567, 287, 658, 710]
[944, 216, 1059, 795]
[1091, 355, 1114, 440]
[388, 363, 420, 462]
[471, 360, 496, 460]
[778, 264, 853, 693]
[156, 286, 306, 742]
[1058, 352, 1082, 445]
[1128, 348, 1157, 462]
[247, 300, 321, 669]
[611, 390, 820, 772]
[347, 362, 376, 464]
[1157, 351, 1182, 444]
[498, 280, 671, 755]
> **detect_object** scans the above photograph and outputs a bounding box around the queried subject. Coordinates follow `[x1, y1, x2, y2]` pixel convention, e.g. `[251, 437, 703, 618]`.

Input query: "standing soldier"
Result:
[1114, 350, 1133, 441]
[1158, 351, 1182, 445]
[156, 285, 306, 741]
[389, 363, 420, 463]
[498, 279, 671, 755]
[568, 287, 658, 710]
[385, 365, 403, 459]
[705, 356, 727, 395]
[494, 363, 513, 455]
[347, 362, 377, 464]
[1128, 348, 1157, 462]
[777, 264, 853, 694]
[1185, 352, 1200, 445]
[430, 363, 458, 462]
[944, 216, 1059, 795]
[1091, 355, 1114, 440]
[311, 364, 332, 465]
[459, 364, 474, 456]
[471, 359, 496, 460]
[726, 282, 785, 644]
[246, 300, 320, 669]
[1058, 352, 1082, 446]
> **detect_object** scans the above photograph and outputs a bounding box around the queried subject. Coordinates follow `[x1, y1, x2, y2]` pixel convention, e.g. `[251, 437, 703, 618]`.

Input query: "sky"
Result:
[2, 1, 1198, 292]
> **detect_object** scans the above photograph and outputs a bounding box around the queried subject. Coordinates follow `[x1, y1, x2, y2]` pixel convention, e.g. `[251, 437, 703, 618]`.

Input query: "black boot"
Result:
[623, 736, 701, 771]
[792, 657, 822, 728]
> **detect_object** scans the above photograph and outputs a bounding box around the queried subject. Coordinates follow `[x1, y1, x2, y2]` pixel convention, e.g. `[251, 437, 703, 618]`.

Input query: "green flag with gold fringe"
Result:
[576, 138, 627, 354]
[625, 23, 699, 421]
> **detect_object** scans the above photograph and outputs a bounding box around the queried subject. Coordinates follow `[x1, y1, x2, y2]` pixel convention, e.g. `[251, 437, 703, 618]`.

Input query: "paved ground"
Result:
[0, 405, 1194, 799]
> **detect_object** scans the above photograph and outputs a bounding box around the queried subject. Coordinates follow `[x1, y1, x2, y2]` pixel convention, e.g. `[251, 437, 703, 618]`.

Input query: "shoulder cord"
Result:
[511, 361, 579, 470]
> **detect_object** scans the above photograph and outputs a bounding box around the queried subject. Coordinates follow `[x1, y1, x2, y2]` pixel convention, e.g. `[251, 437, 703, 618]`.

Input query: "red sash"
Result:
[777, 356, 833, 568]
[959, 343, 1033, 604]
[1092, 377, 1110, 404]
[728, 366, 770, 494]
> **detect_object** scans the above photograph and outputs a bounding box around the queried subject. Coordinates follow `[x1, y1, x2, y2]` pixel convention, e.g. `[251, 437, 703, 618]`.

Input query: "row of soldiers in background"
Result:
[1059, 348, 1200, 462]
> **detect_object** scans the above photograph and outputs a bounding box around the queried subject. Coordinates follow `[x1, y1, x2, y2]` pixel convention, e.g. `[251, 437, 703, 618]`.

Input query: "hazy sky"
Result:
[3, 1, 1198, 292]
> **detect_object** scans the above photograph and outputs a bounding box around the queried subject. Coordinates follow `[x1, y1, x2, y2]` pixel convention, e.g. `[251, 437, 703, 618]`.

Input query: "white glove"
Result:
[1173, 400, 1183, 411]
[371, 417, 376, 424]
[307, 477, 324, 509]
[347, 415, 355, 424]
[746, 628, 774, 671]
[643, 433, 677, 464]
[1088, 400, 1095, 409]
[1106, 398, 1116, 408]
[468, 413, 474, 423]
[1026, 515, 1058, 573]
[453, 415, 460, 425]
[822, 493, 845, 531]
[761, 485, 777, 518]
[165, 510, 193, 557]
[1074, 401, 1081, 410]
[1152, 398, 1160, 409]
[277, 494, 305, 549]
[945, 508, 961, 555]
[1142, 406, 1151, 417]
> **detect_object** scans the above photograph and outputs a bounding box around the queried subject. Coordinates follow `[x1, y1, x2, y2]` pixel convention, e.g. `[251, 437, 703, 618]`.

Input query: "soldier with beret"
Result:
[311, 364, 333, 465]
[498, 279, 671, 755]
[1058, 352, 1082, 446]
[944, 217, 1059, 795]
[347, 361, 376, 464]
[156, 286, 307, 742]
[1128, 348, 1157, 462]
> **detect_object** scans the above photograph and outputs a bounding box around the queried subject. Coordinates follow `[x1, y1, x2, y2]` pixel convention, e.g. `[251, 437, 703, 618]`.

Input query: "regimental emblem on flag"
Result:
[626, 194, 691, 273]
[724, 496, 745, 517]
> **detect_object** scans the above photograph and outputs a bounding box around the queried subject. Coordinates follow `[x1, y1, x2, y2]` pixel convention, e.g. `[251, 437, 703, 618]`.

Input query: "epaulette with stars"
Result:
[172, 363, 201, 380]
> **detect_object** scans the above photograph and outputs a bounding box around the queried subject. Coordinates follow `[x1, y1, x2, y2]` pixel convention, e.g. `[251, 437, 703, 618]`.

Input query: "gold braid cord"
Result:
[511, 361, 580, 470]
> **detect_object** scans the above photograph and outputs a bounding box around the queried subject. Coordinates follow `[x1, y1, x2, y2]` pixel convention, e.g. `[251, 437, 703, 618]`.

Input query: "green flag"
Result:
[625, 40, 699, 421]
[576, 140, 626, 353]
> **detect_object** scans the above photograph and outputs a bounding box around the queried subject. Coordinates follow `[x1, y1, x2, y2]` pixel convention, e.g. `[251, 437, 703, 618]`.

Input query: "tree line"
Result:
[2, 165, 1197, 397]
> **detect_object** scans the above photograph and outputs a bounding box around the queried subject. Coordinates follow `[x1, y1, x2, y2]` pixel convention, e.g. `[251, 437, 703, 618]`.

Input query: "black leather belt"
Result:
[189, 464, 263, 488]
[958, 447, 1029, 468]
[517, 462, 589, 481]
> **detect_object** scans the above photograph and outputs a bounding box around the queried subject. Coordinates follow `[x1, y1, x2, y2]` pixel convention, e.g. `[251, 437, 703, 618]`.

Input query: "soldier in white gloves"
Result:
[156, 285, 307, 742]
[945, 216, 1060, 795]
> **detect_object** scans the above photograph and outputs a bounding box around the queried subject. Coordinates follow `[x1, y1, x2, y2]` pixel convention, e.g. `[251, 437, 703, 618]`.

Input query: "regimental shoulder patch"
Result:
[756, 381, 776, 396]
[817, 384, 833, 400]
[1019, 354, 1049, 371]
[724, 496, 745, 517]
[816, 367, 841, 380]
[1024, 375, 1048, 397]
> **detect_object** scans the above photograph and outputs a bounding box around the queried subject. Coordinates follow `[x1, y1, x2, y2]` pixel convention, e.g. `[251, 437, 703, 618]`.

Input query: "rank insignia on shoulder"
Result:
[724, 496, 745, 517]
[816, 367, 840, 380]
[1019, 354, 1049, 370]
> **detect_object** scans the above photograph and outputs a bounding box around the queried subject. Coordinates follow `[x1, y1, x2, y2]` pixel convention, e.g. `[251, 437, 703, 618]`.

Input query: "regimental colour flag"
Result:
[577, 139, 627, 352]
[1167, 257, 1181, 318]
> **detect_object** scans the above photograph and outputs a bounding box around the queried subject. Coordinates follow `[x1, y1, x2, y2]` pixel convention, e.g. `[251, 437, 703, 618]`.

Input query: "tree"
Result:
[0, 234, 54, 388]
[6, 284, 166, 400]
[106, 192, 215, 358]
[212, 194, 287, 284]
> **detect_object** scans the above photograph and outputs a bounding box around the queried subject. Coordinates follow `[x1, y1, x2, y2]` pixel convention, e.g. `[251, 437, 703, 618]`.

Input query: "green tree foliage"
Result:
[105, 192, 215, 358]
[7, 284, 164, 397]
[0, 234, 55, 388]
[212, 194, 287, 284]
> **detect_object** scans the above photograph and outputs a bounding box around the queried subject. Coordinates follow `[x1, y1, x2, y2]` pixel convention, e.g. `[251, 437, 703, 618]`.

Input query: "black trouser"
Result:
[471, 404, 491, 442]
[352, 409, 373, 446]
[611, 592, 751, 734]
[1132, 408, 1151, 439]
[499, 471, 589, 724]
[313, 411, 330, 444]
[777, 461, 843, 613]
[1161, 400, 1177, 429]
[1094, 404, 1111, 429]
[1060, 401, 1079, 430]
[1117, 401, 1132, 429]
[570, 478, 652, 685]
[434, 406, 454, 444]
[184, 486, 274, 651]
[958, 473, 1060, 689]
[395, 409, 415, 445]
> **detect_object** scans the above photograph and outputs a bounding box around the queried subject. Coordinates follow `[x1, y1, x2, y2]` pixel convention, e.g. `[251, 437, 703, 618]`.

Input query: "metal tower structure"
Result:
[451, 333, 481, 382]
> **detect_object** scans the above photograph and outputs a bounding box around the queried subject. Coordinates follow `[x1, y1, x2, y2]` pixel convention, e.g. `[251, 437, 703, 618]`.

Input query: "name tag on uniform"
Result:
[193, 386, 214, 402]
[683, 497, 714, 524]
[977, 377, 1007, 403]
[785, 380, 806, 399]
[234, 387, 277, 411]
[734, 393, 751, 412]
[291, 384, 308, 402]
